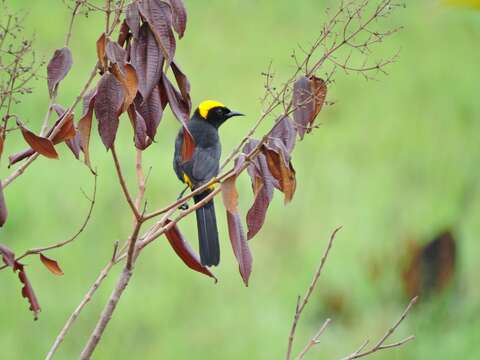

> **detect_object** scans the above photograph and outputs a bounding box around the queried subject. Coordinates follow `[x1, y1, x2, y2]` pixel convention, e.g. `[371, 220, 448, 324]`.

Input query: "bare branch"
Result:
[286, 227, 342, 360]
[341, 297, 418, 360]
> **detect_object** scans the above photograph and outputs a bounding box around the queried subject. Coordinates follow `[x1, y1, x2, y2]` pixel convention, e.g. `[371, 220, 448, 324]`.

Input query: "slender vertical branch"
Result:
[79, 267, 133, 360]
[45, 260, 114, 360]
[286, 227, 341, 360]
[111, 145, 142, 221]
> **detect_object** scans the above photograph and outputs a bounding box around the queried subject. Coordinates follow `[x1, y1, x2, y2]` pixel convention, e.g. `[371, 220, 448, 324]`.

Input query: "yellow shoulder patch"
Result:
[198, 100, 225, 119]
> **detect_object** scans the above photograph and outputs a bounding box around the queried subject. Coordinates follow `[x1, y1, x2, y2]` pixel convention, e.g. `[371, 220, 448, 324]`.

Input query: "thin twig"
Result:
[111, 145, 142, 221]
[45, 259, 114, 360]
[295, 318, 332, 360]
[286, 227, 342, 360]
[0, 173, 97, 271]
[340, 297, 418, 360]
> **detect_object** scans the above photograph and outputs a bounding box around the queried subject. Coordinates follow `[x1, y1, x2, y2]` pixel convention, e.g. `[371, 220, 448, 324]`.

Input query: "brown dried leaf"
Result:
[131, 23, 164, 99]
[263, 143, 296, 204]
[269, 115, 296, 154]
[126, 2, 141, 38]
[221, 176, 238, 213]
[52, 114, 76, 144]
[180, 127, 195, 162]
[0, 244, 15, 267]
[0, 182, 7, 227]
[96, 33, 107, 72]
[17, 264, 41, 320]
[94, 73, 125, 149]
[134, 86, 164, 140]
[293, 76, 327, 139]
[17, 120, 58, 159]
[39, 254, 64, 276]
[139, 0, 176, 64]
[106, 40, 127, 71]
[112, 63, 139, 112]
[162, 74, 190, 126]
[127, 105, 151, 150]
[78, 89, 96, 167]
[47, 47, 73, 96]
[227, 211, 252, 286]
[165, 220, 217, 282]
[167, 0, 187, 38]
[171, 60, 191, 107]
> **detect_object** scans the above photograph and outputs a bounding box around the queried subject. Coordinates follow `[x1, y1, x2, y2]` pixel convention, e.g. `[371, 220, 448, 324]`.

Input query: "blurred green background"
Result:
[1, 0, 480, 359]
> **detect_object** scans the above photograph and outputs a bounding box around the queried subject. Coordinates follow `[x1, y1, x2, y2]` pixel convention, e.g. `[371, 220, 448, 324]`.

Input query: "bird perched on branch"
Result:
[173, 100, 244, 266]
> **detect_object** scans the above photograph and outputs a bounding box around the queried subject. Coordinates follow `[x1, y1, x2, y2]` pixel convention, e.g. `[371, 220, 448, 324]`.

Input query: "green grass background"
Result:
[1, 0, 480, 359]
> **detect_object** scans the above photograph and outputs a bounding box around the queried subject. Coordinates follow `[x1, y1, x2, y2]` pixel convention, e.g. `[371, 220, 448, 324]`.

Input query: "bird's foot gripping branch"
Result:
[0, 0, 412, 358]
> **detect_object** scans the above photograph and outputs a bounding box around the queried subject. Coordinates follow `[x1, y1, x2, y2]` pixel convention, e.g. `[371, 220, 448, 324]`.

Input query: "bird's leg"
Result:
[177, 185, 190, 210]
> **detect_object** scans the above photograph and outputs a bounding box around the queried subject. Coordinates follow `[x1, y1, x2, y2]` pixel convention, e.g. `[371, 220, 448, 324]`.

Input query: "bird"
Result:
[173, 100, 244, 266]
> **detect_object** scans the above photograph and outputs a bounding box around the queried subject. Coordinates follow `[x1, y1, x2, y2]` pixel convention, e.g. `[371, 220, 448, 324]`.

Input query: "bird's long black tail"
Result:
[193, 190, 219, 266]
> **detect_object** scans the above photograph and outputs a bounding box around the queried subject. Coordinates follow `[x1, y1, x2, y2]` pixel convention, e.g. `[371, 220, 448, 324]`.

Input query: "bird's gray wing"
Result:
[190, 146, 220, 186]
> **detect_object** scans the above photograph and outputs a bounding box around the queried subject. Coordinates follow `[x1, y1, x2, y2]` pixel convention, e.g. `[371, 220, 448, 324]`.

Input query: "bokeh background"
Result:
[1, 0, 479, 359]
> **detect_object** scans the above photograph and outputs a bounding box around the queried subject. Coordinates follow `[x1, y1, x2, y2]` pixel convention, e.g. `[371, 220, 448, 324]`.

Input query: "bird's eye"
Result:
[216, 108, 223, 115]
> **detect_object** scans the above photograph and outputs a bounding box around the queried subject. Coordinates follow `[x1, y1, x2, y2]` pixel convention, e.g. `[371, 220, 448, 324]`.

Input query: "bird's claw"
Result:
[179, 203, 189, 211]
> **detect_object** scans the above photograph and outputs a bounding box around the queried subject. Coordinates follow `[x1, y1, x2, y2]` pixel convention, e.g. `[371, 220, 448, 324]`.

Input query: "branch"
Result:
[111, 145, 142, 221]
[45, 258, 115, 360]
[341, 297, 418, 359]
[0, 173, 97, 271]
[286, 227, 341, 360]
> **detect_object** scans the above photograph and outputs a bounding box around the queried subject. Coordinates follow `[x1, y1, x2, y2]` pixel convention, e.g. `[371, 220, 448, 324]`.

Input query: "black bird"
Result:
[173, 100, 244, 266]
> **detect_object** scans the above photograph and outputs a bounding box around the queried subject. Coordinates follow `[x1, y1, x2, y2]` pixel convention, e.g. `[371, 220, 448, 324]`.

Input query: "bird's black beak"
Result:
[226, 110, 244, 119]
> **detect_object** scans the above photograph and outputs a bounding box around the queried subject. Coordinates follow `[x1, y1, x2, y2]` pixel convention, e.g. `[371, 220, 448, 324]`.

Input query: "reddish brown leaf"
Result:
[17, 120, 58, 159]
[162, 74, 190, 126]
[164, 220, 217, 282]
[106, 40, 127, 70]
[47, 47, 73, 96]
[112, 63, 139, 112]
[78, 89, 96, 167]
[96, 33, 107, 72]
[52, 114, 76, 144]
[17, 264, 41, 320]
[0, 244, 15, 268]
[126, 2, 141, 38]
[171, 60, 191, 108]
[167, 0, 187, 38]
[65, 133, 82, 160]
[293, 76, 327, 139]
[127, 105, 151, 150]
[117, 21, 130, 47]
[39, 254, 64, 276]
[134, 86, 164, 140]
[227, 211, 251, 286]
[181, 127, 195, 162]
[0, 129, 4, 160]
[94, 73, 125, 149]
[269, 115, 296, 154]
[0, 245, 41, 320]
[139, 0, 176, 64]
[243, 140, 276, 240]
[221, 176, 238, 213]
[263, 141, 296, 204]
[0, 182, 7, 227]
[131, 23, 164, 99]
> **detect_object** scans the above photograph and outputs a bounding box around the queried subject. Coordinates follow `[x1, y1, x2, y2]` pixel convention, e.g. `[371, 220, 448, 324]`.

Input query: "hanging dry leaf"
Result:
[0, 182, 7, 227]
[16, 120, 58, 159]
[39, 254, 64, 276]
[139, 0, 176, 64]
[94, 73, 125, 149]
[167, 0, 187, 38]
[96, 33, 107, 72]
[293, 75, 327, 139]
[131, 23, 164, 99]
[47, 47, 73, 96]
[164, 220, 217, 282]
